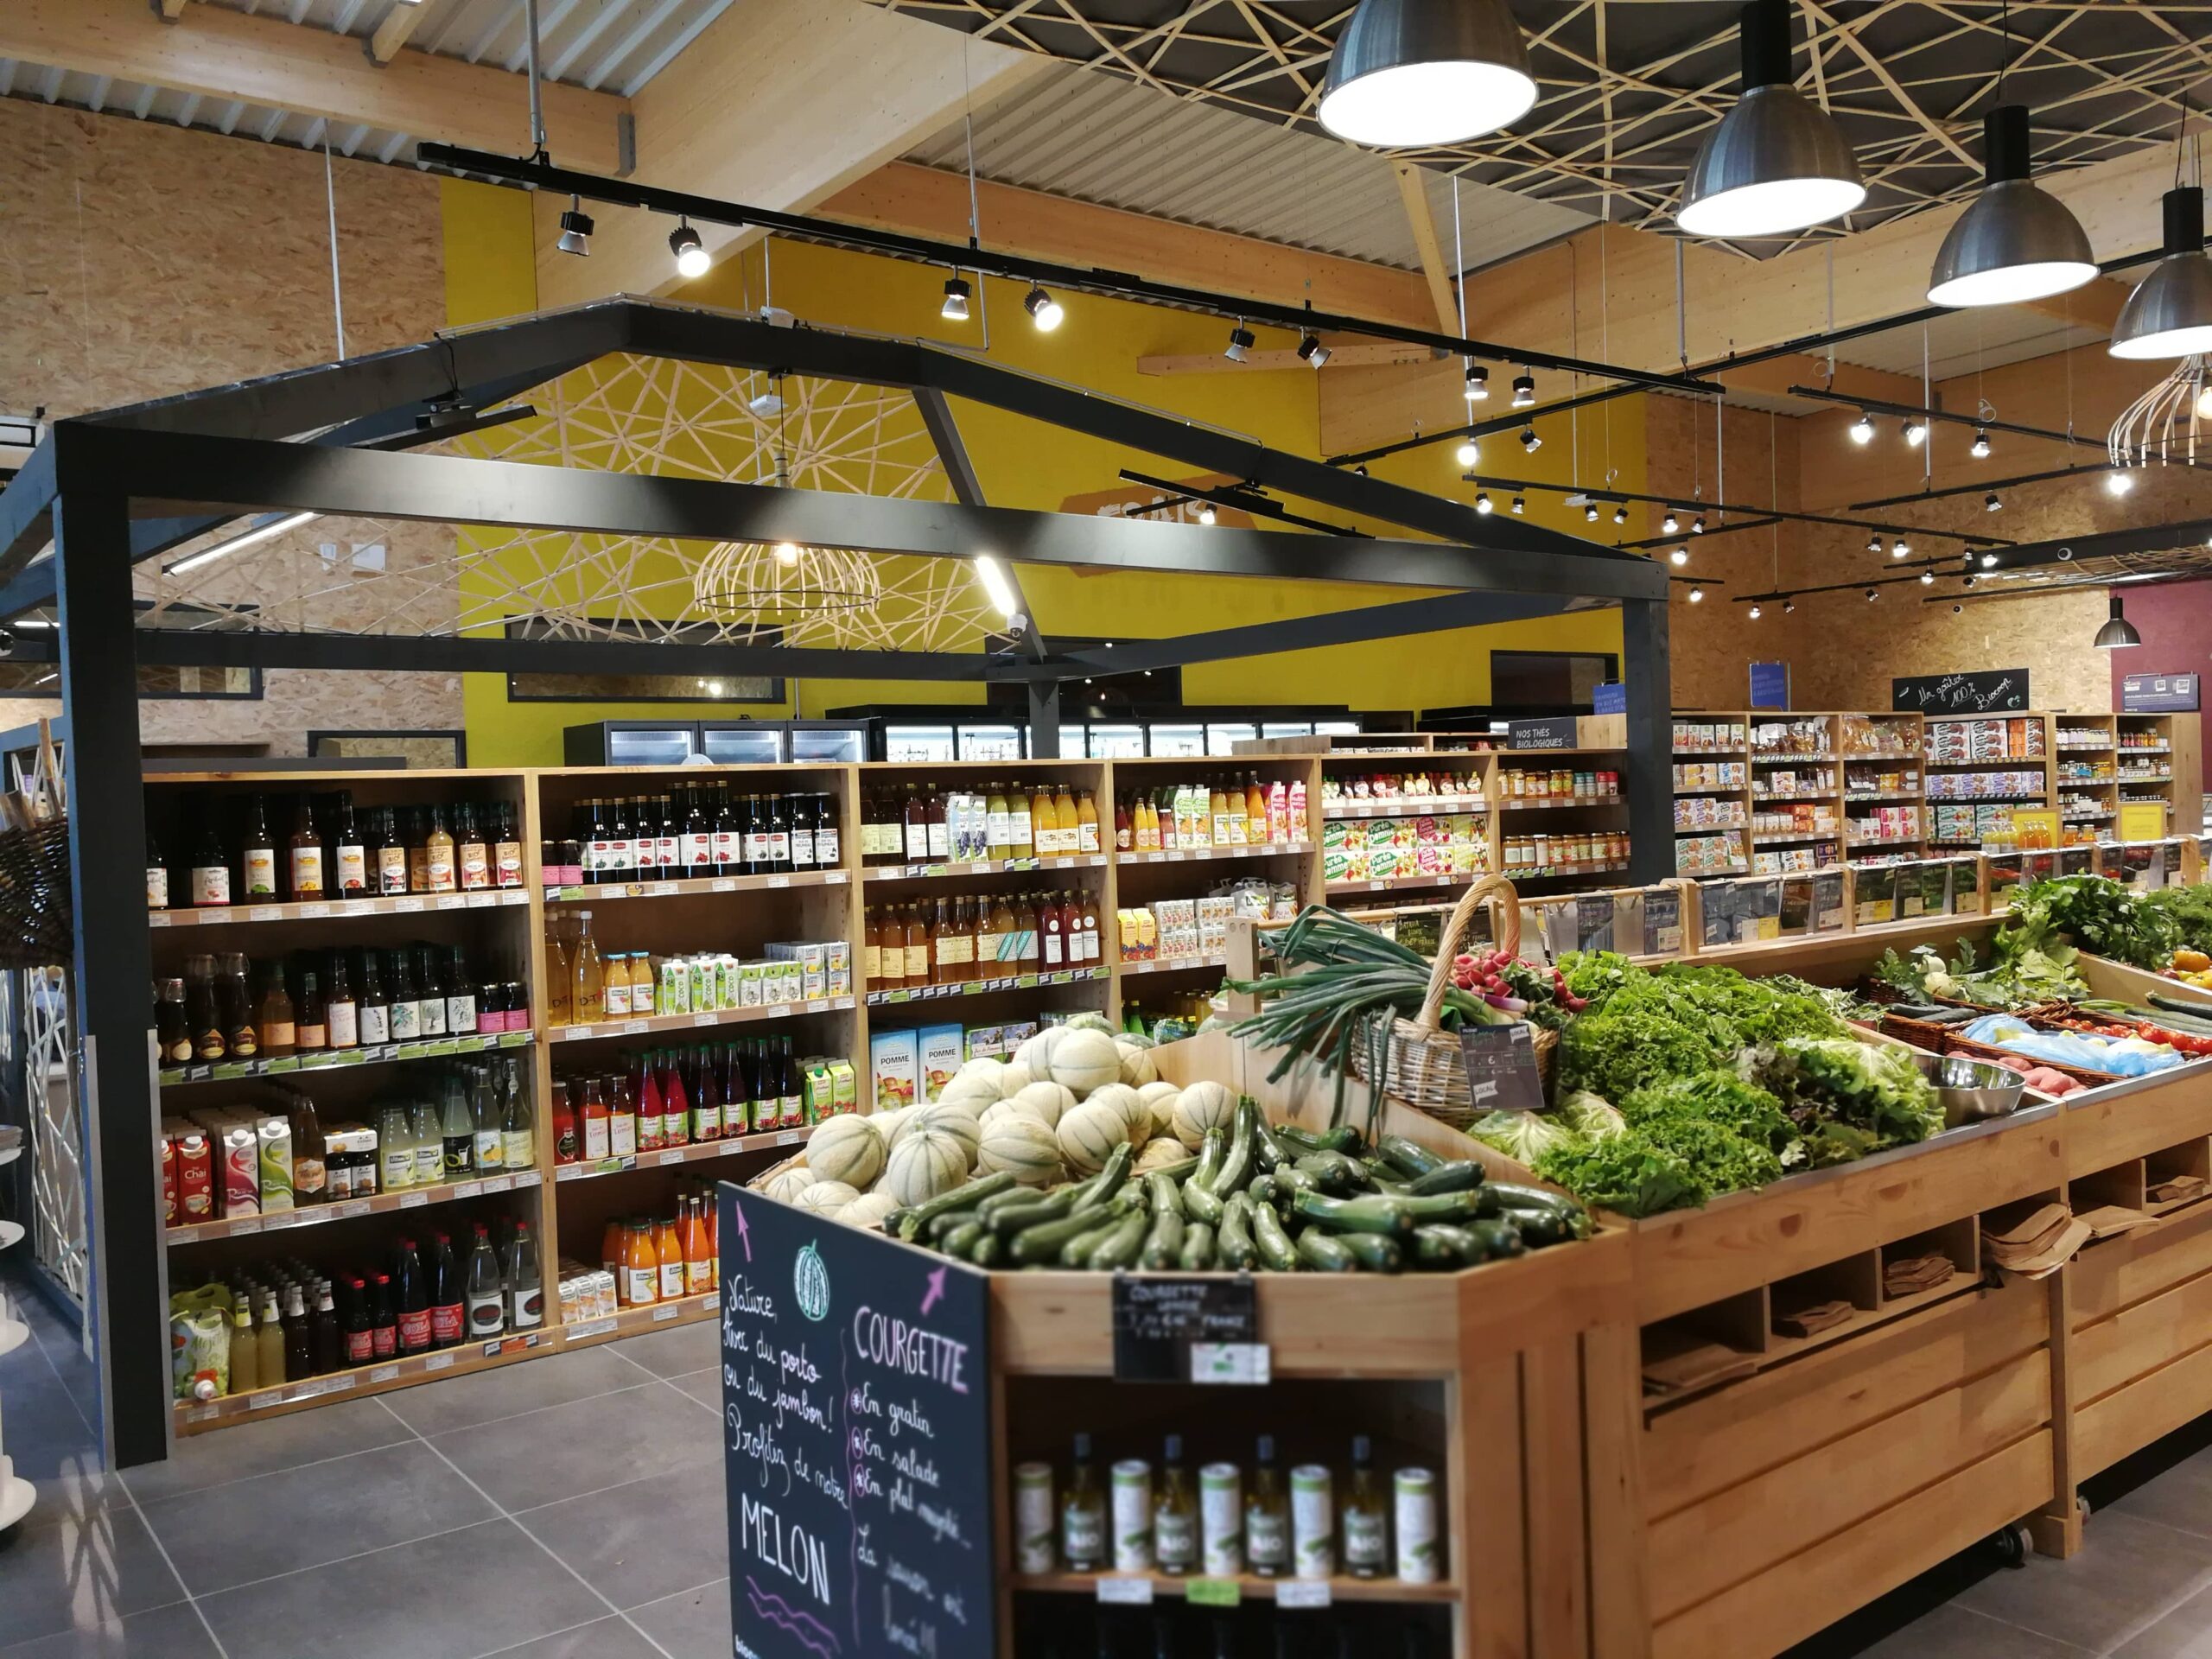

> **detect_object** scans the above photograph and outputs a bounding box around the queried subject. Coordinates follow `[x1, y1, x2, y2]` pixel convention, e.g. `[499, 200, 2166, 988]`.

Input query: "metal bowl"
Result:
[1915, 1052, 2026, 1128]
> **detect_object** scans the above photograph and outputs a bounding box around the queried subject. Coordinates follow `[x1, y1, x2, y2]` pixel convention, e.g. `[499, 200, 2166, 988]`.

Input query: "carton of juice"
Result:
[257, 1114, 295, 1212]
[160, 1131, 179, 1226]
[918, 1024, 963, 1103]
[803, 1061, 836, 1125]
[870, 1029, 919, 1109]
[824, 940, 850, 998]
[173, 1127, 213, 1221]
[217, 1122, 259, 1218]
[738, 961, 767, 1008]
[830, 1059, 857, 1116]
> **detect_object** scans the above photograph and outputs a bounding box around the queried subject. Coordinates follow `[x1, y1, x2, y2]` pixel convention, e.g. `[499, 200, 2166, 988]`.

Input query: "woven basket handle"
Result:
[1411, 874, 1522, 1033]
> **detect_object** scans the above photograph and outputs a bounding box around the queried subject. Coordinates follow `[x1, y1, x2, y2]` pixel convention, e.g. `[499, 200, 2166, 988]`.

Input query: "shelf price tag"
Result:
[1186, 1580, 1242, 1608]
[1275, 1581, 1331, 1609]
[1191, 1342, 1271, 1385]
[1096, 1576, 1154, 1605]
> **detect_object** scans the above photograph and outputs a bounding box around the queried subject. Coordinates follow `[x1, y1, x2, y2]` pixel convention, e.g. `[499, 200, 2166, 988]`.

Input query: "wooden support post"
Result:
[1582, 1321, 1652, 1659]
[2030, 1268, 2084, 1558]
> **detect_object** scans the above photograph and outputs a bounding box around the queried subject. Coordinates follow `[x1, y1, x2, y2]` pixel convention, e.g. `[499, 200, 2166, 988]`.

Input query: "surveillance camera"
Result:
[1951, 603, 1963, 614]
[2057, 547, 2074, 561]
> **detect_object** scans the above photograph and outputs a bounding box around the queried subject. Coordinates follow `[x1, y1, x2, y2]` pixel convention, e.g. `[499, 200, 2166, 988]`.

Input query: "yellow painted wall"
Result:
[443, 207, 1632, 766]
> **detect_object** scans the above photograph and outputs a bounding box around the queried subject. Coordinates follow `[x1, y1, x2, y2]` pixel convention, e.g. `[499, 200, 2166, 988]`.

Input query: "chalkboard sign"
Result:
[1457, 1022, 1546, 1113]
[1113, 1277, 1259, 1382]
[1507, 716, 1579, 750]
[1891, 669, 2031, 714]
[718, 1183, 995, 1659]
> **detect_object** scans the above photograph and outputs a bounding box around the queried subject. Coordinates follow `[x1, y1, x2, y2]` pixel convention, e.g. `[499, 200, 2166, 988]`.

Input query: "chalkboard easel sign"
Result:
[1891, 669, 2031, 714]
[718, 1182, 995, 1659]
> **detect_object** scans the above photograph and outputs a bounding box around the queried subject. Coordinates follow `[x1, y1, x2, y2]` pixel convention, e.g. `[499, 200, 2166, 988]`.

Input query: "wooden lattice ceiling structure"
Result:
[874, 1, 2212, 248]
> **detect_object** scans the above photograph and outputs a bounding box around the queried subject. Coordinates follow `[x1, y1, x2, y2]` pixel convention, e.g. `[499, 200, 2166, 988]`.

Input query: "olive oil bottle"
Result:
[1062, 1432, 1106, 1572]
[1344, 1433, 1390, 1579]
[1154, 1433, 1197, 1574]
[1245, 1433, 1289, 1578]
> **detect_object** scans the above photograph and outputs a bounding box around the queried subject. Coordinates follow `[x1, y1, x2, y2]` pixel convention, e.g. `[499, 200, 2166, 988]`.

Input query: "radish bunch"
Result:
[1449, 949, 1587, 1017]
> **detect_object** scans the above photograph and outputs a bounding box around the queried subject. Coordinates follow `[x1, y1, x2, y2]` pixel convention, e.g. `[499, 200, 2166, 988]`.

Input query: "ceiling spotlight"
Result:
[1970, 429, 1992, 458]
[1891, 537, 1910, 558]
[1455, 438, 1479, 467]
[1676, 0, 1866, 238]
[1511, 372, 1536, 408]
[1475, 491, 1493, 515]
[1662, 508, 1680, 533]
[556, 195, 594, 257]
[941, 276, 972, 321]
[1866, 588, 1878, 602]
[1866, 532, 1882, 554]
[1613, 504, 1629, 525]
[1928, 105, 2098, 308]
[1902, 416, 1927, 448]
[1920, 569, 1936, 585]
[1520, 426, 1541, 453]
[1749, 601, 1763, 619]
[1669, 546, 1689, 566]
[1198, 503, 1217, 526]
[1299, 333, 1332, 368]
[1783, 596, 1796, 613]
[1225, 323, 1256, 364]
[1024, 286, 1065, 331]
[1984, 492, 2003, 512]
[668, 219, 710, 280]
[1692, 514, 1707, 534]
[1463, 364, 1488, 401]
[2107, 468, 2136, 497]
[1584, 503, 1600, 523]
[772, 542, 802, 568]
[1688, 584, 1706, 603]
[2113, 186, 2212, 358]
[1316, 0, 1538, 147]
[1980, 550, 1999, 568]
[1509, 495, 1525, 514]
[1848, 410, 1875, 444]
[2094, 595, 2144, 649]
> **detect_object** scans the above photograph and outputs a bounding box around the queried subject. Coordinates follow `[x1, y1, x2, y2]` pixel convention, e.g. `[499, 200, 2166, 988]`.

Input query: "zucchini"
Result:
[1071, 1143, 1135, 1214]
[1250, 1201, 1299, 1272]
[1273, 1165, 1321, 1198]
[1251, 1113, 1287, 1173]
[1377, 1135, 1444, 1179]
[939, 1219, 984, 1257]
[1217, 1194, 1260, 1271]
[1181, 1172, 1225, 1226]
[896, 1172, 1016, 1240]
[1503, 1209, 1570, 1248]
[1208, 1098, 1258, 1196]
[1294, 1150, 1370, 1195]
[1290, 1191, 1417, 1239]
[1084, 1211, 1149, 1272]
[1465, 1217, 1528, 1259]
[1246, 1173, 1279, 1209]
[1275, 1123, 1363, 1156]
[2150, 993, 2212, 1025]
[989, 1189, 1080, 1238]
[1295, 1229, 1357, 1273]
[1411, 1224, 1482, 1268]
[1008, 1208, 1120, 1266]
[1333, 1232, 1403, 1273]
[1408, 1161, 1484, 1198]
[1192, 1127, 1225, 1194]
[1178, 1221, 1217, 1271]
[1146, 1170, 1185, 1219]
[969, 1232, 1002, 1268]
[1059, 1216, 1126, 1268]
[1140, 1208, 1186, 1271]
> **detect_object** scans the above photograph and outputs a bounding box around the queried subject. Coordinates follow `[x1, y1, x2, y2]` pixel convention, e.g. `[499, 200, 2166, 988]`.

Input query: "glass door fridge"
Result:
[563, 721, 702, 766]
[1087, 722, 1146, 759]
[1148, 721, 1207, 758]
[787, 721, 868, 763]
[1206, 721, 1259, 755]
[698, 722, 784, 766]
[1261, 721, 1314, 742]
[884, 723, 959, 764]
[957, 721, 1027, 762]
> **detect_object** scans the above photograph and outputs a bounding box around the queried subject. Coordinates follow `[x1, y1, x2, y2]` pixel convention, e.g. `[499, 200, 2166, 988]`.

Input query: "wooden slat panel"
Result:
[1643, 1281, 2046, 1515]
[1524, 1339, 1590, 1659]
[1650, 1433, 2052, 1659]
[2076, 1337, 2212, 1477]
[2070, 1201, 2212, 1325]
[1582, 1323, 1651, 1659]
[2066, 1081, 2212, 1177]
[1461, 1355, 1529, 1659]
[2074, 1265, 2212, 1403]
[1648, 1351, 2050, 1622]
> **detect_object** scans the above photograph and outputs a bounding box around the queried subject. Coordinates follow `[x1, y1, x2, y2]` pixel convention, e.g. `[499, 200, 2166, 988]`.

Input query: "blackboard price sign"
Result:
[1891, 670, 2031, 714]
[1113, 1276, 1258, 1382]
[1506, 716, 1579, 750]
[718, 1183, 996, 1659]
[1457, 1021, 1546, 1114]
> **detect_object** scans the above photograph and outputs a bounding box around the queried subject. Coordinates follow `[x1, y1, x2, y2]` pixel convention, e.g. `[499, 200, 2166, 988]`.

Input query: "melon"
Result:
[842, 1190, 899, 1230]
[1116, 1043, 1160, 1089]
[978, 1115, 1064, 1185]
[1118, 1030, 1157, 1050]
[1084, 1082, 1149, 1140]
[761, 1163, 818, 1204]
[998, 1062, 1036, 1095]
[957, 1055, 1013, 1087]
[1057, 1100, 1132, 1175]
[797, 1179, 860, 1217]
[1065, 1011, 1116, 1035]
[937, 1072, 1003, 1112]
[1012, 1028, 1063, 1074]
[1134, 1136, 1191, 1176]
[1050, 1029, 1123, 1096]
[886, 1127, 969, 1207]
[916, 1103, 983, 1166]
[1008, 1080, 1077, 1129]
[807, 1115, 886, 1190]
[1171, 1080, 1238, 1150]
[873, 1106, 918, 1151]
[1138, 1082, 1181, 1137]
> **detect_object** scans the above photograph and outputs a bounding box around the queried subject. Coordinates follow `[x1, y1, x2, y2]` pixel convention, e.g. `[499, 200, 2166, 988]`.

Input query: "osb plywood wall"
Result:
[0, 99, 461, 752]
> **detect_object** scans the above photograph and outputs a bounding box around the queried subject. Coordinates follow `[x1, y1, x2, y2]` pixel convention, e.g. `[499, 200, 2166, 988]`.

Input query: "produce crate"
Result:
[1874, 1009, 2125, 1090]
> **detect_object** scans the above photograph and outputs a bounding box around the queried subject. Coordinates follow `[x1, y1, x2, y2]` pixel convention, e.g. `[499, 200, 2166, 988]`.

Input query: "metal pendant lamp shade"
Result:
[1927, 105, 2096, 307]
[1317, 0, 1538, 148]
[2112, 188, 2212, 359]
[1676, 0, 1864, 238]
[2093, 596, 2142, 650]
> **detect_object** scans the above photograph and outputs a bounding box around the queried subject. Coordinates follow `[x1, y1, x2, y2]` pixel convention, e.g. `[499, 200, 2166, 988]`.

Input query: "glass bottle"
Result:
[213, 953, 257, 1058]
[283, 1282, 315, 1382]
[456, 804, 491, 891]
[376, 807, 410, 896]
[409, 1096, 442, 1187]
[813, 792, 840, 868]
[441, 1074, 474, 1179]
[226, 1295, 258, 1395]
[929, 897, 961, 984]
[1344, 1434, 1389, 1580]
[466, 1225, 505, 1339]
[155, 977, 192, 1064]
[471, 1066, 505, 1174]
[240, 795, 278, 899]
[1031, 782, 1058, 857]
[1246, 1434, 1289, 1578]
[680, 786, 712, 871]
[145, 819, 170, 912]
[424, 804, 457, 893]
[257, 1292, 287, 1385]
[404, 807, 432, 893]
[683, 1193, 715, 1294]
[765, 793, 792, 871]
[295, 966, 332, 1052]
[1055, 782, 1081, 855]
[608, 1071, 639, 1158]
[331, 791, 366, 893]
[624, 1218, 660, 1307]
[1015, 895, 1043, 968]
[506, 1221, 543, 1332]
[446, 945, 476, 1035]
[426, 1236, 464, 1351]
[290, 1093, 327, 1205]
[1245, 773, 1269, 845]
[550, 1081, 578, 1165]
[494, 803, 525, 890]
[656, 1211, 686, 1302]
[1078, 891, 1103, 966]
[1062, 1433, 1106, 1573]
[710, 786, 741, 874]
[365, 1274, 397, 1362]
[579, 1077, 610, 1161]
[901, 787, 929, 865]
[1041, 893, 1066, 969]
[416, 945, 448, 1039]
[788, 793, 816, 872]
[387, 947, 423, 1044]
[393, 1240, 432, 1357]
[569, 910, 605, 1024]
[502, 1070, 534, 1168]
[1155, 1434, 1197, 1576]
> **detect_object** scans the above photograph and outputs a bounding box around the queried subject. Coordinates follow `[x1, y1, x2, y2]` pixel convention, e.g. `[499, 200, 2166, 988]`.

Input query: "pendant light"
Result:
[2094, 596, 2143, 648]
[2112, 188, 2212, 359]
[1677, 0, 1865, 238]
[1317, 0, 1537, 148]
[1929, 106, 2096, 307]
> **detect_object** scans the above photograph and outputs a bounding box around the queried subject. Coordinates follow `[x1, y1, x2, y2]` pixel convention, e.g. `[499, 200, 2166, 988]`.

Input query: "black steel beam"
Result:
[1116, 470, 1367, 537]
[416, 145, 1714, 399]
[59, 425, 1668, 603]
[0, 439, 54, 583]
[1619, 596, 1673, 888]
[1027, 681, 1063, 760]
[1615, 516, 1782, 552]
[1847, 461, 2180, 512]
[1458, 473, 2013, 548]
[1783, 386, 2098, 449]
[909, 386, 1047, 664]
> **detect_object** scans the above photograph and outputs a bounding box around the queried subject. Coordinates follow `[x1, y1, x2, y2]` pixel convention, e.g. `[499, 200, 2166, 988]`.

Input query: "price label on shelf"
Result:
[340, 901, 376, 918]
[424, 1352, 454, 1372]
[1190, 1342, 1271, 1385]
[623, 1020, 648, 1035]
[764, 1004, 791, 1020]
[435, 895, 466, 912]
[653, 1304, 681, 1323]
[572, 1318, 617, 1341]
[658, 1148, 687, 1166]
[1275, 1582, 1331, 1610]
[1186, 1580, 1241, 1608]
[399, 1193, 429, 1210]
[467, 893, 496, 909]
[481, 1176, 511, 1194]
[1096, 1577, 1154, 1606]
[767, 875, 790, 889]
[824, 872, 847, 885]
[229, 1217, 263, 1235]
[248, 1389, 282, 1412]
[776, 1130, 805, 1147]
[454, 1182, 482, 1199]
[248, 906, 283, 922]
[336, 1200, 371, 1219]
[692, 1012, 719, 1027]
[649, 881, 677, 897]
[298, 904, 329, 919]
[393, 898, 424, 913]
[556, 1166, 582, 1182]
[368, 1365, 399, 1384]
[710, 879, 737, 892]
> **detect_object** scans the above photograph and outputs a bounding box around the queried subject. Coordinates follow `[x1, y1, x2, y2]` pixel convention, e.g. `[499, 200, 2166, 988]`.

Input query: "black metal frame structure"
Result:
[0, 296, 1673, 1469]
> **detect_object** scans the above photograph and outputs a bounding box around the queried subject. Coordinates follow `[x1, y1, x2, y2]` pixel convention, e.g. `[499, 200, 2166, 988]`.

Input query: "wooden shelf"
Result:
[862, 854, 1107, 882]
[1322, 798, 1485, 819]
[1324, 870, 1477, 894]
[553, 1124, 811, 1182]
[160, 1028, 536, 1089]
[1116, 841, 1312, 865]
[864, 968, 1105, 1006]
[150, 888, 531, 928]
[1116, 952, 1229, 976]
[550, 998, 853, 1042]
[543, 869, 848, 902]
[1013, 1570, 1459, 1605]
[1496, 796, 1625, 812]
[561, 1289, 719, 1347]
[1507, 858, 1634, 880]
[175, 1326, 561, 1435]
[168, 1170, 544, 1245]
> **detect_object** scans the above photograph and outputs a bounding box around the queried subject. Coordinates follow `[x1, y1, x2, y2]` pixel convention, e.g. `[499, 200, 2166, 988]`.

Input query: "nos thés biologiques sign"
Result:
[716, 1182, 995, 1659]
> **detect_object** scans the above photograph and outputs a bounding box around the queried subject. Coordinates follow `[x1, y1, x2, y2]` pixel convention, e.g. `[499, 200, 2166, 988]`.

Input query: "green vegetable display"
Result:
[2145, 884, 2212, 954]
[2005, 874, 2179, 972]
[1871, 936, 2088, 1010]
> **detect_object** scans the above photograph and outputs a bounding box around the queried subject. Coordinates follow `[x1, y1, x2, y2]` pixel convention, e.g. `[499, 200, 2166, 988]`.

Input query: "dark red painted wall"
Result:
[2112, 579, 2212, 705]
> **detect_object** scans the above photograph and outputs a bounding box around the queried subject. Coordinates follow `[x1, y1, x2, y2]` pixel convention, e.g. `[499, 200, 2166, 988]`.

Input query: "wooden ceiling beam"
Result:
[1391, 161, 1462, 335]
[369, 1, 429, 67]
[0, 0, 628, 171]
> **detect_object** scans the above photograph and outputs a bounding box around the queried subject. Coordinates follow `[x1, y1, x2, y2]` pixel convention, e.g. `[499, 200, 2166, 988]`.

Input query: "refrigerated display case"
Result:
[957, 721, 1026, 762]
[1206, 721, 1260, 754]
[1148, 721, 1207, 757]
[786, 721, 868, 763]
[884, 722, 958, 764]
[563, 720, 698, 766]
[563, 718, 868, 766]
[697, 722, 780, 766]
[1086, 723, 1146, 759]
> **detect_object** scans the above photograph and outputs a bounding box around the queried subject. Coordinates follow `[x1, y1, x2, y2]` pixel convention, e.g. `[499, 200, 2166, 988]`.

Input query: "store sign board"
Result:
[1457, 1022, 1546, 1114]
[1592, 681, 1627, 715]
[717, 1183, 995, 1659]
[1642, 888, 1682, 957]
[1891, 670, 2031, 714]
[1113, 1277, 1259, 1383]
[2120, 673, 2199, 713]
[2119, 802, 2170, 843]
[1506, 717, 1579, 750]
[1748, 662, 1790, 710]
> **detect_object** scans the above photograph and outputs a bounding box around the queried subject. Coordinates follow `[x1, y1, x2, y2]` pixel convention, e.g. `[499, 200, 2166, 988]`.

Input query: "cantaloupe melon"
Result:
[1056, 1100, 1131, 1175]
[1116, 1043, 1160, 1089]
[873, 1106, 918, 1151]
[797, 1179, 860, 1217]
[807, 1115, 885, 1190]
[1065, 1011, 1116, 1035]
[842, 1190, 899, 1230]
[1084, 1082, 1148, 1140]
[1138, 1082, 1181, 1137]
[978, 1115, 1063, 1185]
[957, 1055, 1014, 1091]
[1134, 1136, 1190, 1176]
[1012, 1028, 1063, 1075]
[1008, 1080, 1076, 1128]
[937, 1072, 1003, 1113]
[886, 1128, 969, 1206]
[915, 1103, 982, 1166]
[998, 1063, 1035, 1095]
[1050, 1029, 1123, 1096]
[1171, 1080, 1238, 1150]
[762, 1163, 818, 1204]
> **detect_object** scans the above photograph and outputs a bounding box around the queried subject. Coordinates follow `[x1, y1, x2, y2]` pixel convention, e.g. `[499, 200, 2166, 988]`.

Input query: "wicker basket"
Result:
[1347, 874, 1558, 1128]
[0, 721, 70, 970]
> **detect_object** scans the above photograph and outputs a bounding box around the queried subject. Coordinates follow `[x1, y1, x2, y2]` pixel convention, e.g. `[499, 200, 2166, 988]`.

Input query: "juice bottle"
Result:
[683, 1194, 715, 1294]
[1055, 784, 1081, 855]
[656, 1213, 686, 1302]
[1210, 780, 1233, 847]
[1268, 778, 1289, 843]
[579, 1077, 610, 1161]
[1113, 796, 1133, 853]
[1041, 893, 1066, 969]
[986, 893, 1017, 972]
[1245, 774, 1268, 843]
[569, 910, 604, 1023]
[624, 1219, 659, 1307]
[931, 897, 962, 984]
[550, 1082, 578, 1165]
[985, 783, 1012, 861]
[1031, 783, 1058, 858]
[1139, 792, 1160, 850]
[608, 1073, 639, 1158]
[860, 906, 882, 988]
[1008, 783, 1034, 859]
[903, 903, 931, 988]
[424, 804, 457, 893]
[1079, 891, 1103, 964]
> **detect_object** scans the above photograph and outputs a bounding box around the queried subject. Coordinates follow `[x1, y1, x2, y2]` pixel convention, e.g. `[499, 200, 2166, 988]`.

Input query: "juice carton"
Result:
[829, 1059, 857, 1116]
[918, 1024, 964, 1103]
[257, 1114, 295, 1212]
[870, 1029, 919, 1110]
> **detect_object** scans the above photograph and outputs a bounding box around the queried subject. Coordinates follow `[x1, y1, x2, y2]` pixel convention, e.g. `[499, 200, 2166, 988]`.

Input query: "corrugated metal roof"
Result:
[903, 60, 1591, 274]
[1837, 308, 2107, 385]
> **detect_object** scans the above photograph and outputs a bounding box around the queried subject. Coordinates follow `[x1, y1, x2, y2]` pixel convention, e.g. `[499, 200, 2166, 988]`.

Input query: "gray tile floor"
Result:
[13, 1265, 2212, 1658]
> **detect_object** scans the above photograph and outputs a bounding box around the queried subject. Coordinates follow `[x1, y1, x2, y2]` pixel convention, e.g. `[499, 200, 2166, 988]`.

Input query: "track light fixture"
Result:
[1669, 546, 1688, 567]
[1463, 364, 1488, 401]
[1520, 426, 1541, 453]
[556, 195, 594, 257]
[941, 276, 971, 321]
[2094, 595, 2144, 648]
[2107, 469, 2136, 497]
[1749, 601, 1763, 619]
[1023, 286, 1065, 331]
[669, 219, 710, 279]
[1953, 602, 1965, 613]
[2113, 187, 2212, 359]
[1512, 372, 1535, 408]
[1848, 410, 1875, 444]
[1980, 550, 2000, 567]
[1963, 574, 1977, 588]
[1866, 533, 1882, 554]
[1300, 333, 1332, 368]
[1928, 105, 2097, 308]
[1225, 323, 1256, 364]
[1662, 508, 1680, 534]
[1198, 503, 1217, 526]
[1584, 503, 1600, 524]
[1475, 491, 1493, 515]
[1783, 597, 1796, 613]
[1454, 439, 1479, 467]
[1613, 504, 1630, 525]
[1902, 416, 1927, 448]
[1892, 537, 1910, 558]
[1971, 429, 1991, 458]
[1688, 584, 1706, 603]
[1692, 514, 1707, 534]
[165, 511, 320, 576]
[1510, 495, 1525, 514]
[1677, 0, 1866, 238]
[1866, 588, 1878, 602]
[1920, 569, 1936, 585]
[1985, 492, 2003, 512]
[1317, 0, 1538, 148]
[772, 542, 802, 568]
